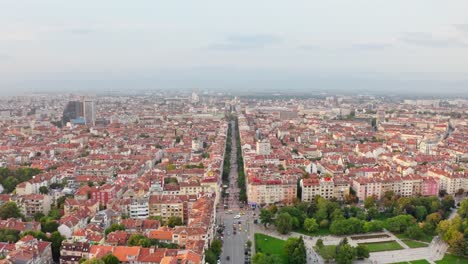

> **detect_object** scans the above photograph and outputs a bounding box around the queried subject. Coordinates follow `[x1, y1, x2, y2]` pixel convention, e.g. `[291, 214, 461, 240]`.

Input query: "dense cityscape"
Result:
[0, 93, 465, 264]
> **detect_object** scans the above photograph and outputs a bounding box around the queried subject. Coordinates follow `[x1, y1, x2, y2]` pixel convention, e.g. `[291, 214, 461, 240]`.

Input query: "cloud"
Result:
[454, 24, 468, 35]
[0, 54, 12, 61]
[66, 28, 95, 35]
[298, 42, 391, 52]
[207, 34, 282, 51]
[400, 32, 468, 48]
[297, 44, 322, 51]
[350, 43, 393, 50]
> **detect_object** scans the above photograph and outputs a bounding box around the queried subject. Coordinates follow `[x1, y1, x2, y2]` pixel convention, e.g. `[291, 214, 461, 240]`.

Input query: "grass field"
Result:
[358, 241, 403, 252]
[296, 227, 331, 236]
[254, 233, 288, 264]
[395, 233, 434, 243]
[435, 254, 468, 264]
[401, 239, 429, 248]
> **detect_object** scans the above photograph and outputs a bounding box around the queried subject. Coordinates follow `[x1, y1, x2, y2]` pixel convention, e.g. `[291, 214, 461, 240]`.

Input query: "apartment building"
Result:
[128, 198, 149, 219]
[149, 195, 196, 224]
[300, 176, 350, 202]
[17, 194, 51, 217]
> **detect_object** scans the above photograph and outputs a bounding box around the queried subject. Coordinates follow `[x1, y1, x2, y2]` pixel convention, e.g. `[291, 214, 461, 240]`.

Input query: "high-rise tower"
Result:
[83, 99, 96, 126]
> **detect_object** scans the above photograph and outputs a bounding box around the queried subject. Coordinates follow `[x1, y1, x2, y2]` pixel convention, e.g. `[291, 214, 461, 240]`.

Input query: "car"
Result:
[226, 256, 230, 261]
[234, 214, 241, 219]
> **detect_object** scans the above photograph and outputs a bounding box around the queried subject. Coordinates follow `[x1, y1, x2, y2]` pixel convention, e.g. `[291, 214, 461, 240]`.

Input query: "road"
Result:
[219, 120, 255, 264]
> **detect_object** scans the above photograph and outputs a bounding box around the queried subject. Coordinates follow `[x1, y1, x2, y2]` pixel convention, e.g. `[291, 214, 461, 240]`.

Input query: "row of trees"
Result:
[234, 117, 247, 202]
[204, 239, 223, 264]
[222, 120, 232, 185]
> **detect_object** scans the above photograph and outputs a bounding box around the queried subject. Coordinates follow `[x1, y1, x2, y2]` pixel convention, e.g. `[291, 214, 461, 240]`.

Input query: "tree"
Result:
[39, 186, 49, 194]
[331, 208, 345, 221]
[259, 209, 274, 228]
[2, 176, 19, 193]
[330, 218, 364, 235]
[458, 199, 468, 219]
[205, 239, 223, 264]
[33, 212, 45, 221]
[127, 234, 150, 247]
[335, 244, 356, 264]
[363, 220, 384, 233]
[105, 224, 125, 236]
[316, 238, 324, 248]
[41, 219, 59, 233]
[210, 239, 222, 257]
[49, 231, 65, 262]
[437, 215, 464, 255]
[364, 196, 376, 209]
[447, 231, 466, 256]
[167, 216, 183, 228]
[414, 206, 428, 221]
[101, 254, 120, 264]
[148, 215, 164, 223]
[204, 249, 217, 264]
[303, 218, 319, 233]
[385, 215, 415, 233]
[0, 202, 24, 220]
[405, 225, 424, 240]
[319, 219, 329, 228]
[252, 253, 282, 264]
[284, 236, 306, 264]
[48, 208, 61, 220]
[82, 259, 105, 264]
[355, 245, 369, 259]
[246, 240, 252, 249]
[441, 195, 455, 212]
[367, 207, 379, 220]
[438, 189, 448, 197]
[0, 229, 20, 242]
[275, 212, 293, 234]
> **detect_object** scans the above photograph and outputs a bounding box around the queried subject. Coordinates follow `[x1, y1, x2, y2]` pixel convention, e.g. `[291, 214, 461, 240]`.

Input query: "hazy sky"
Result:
[1, 0, 468, 95]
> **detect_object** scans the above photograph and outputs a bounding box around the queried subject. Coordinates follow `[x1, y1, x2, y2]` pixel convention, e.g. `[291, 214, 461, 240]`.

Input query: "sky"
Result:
[1, 0, 468, 95]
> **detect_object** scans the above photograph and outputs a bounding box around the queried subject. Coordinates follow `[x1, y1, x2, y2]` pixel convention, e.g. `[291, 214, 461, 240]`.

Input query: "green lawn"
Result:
[358, 241, 403, 252]
[435, 254, 468, 264]
[254, 233, 288, 264]
[314, 245, 336, 261]
[401, 239, 429, 248]
[410, 260, 431, 264]
[395, 233, 434, 243]
[296, 227, 331, 236]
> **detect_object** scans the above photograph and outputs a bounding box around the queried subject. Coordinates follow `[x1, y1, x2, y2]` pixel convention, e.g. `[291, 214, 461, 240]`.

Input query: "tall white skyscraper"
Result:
[83, 99, 96, 126]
